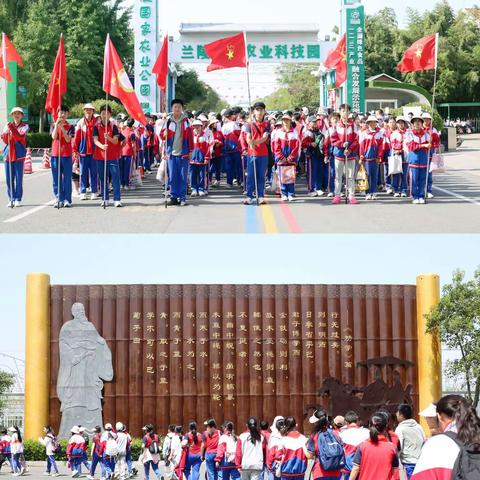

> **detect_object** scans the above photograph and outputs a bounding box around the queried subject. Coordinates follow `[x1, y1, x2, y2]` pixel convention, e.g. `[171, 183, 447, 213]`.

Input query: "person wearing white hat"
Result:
[67, 426, 86, 477]
[221, 109, 243, 189]
[302, 115, 326, 197]
[208, 117, 224, 187]
[359, 116, 385, 200]
[389, 116, 409, 197]
[265, 417, 284, 480]
[0, 426, 14, 473]
[9, 426, 24, 476]
[74, 103, 99, 200]
[190, 119, 211, 197]
[421, 112, 440, 199]
[114, 422, 129, 480]
[1, 107, 29, 207]
[405, 115, 431, 204]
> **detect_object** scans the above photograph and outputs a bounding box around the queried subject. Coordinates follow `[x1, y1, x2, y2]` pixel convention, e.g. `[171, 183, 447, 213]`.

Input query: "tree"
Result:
[175, 67, 227, 112]
[426, 268, 480, 407]
[0, 370, 15, 417]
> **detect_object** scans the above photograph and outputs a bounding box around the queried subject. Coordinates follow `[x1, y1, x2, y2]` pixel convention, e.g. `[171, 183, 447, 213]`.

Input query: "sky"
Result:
[124, 0, 474, 102]
[1, 234, 480, 379]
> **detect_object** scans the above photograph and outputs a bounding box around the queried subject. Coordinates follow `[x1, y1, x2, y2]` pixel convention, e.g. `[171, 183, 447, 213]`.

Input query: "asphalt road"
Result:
[1, 135, 479, 234]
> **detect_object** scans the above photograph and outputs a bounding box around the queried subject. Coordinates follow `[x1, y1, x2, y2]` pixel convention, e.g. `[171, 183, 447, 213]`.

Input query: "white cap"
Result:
[83, 103, 96, 111]
[78, 426, 86, 432]
[192, 119, 203, 127]
[421, 112, 432, 120]
[115, 422, 124, 431]
[8, 426, 16, 432]
[366, 115, 378, 124]
[10, 107, 24, 115]
[105, 423, 113, 430]
[198, 115, 208, 122]
[396, 116, 409, 124]
[71, 426, 80, 434]
[419, 403, 437, 418]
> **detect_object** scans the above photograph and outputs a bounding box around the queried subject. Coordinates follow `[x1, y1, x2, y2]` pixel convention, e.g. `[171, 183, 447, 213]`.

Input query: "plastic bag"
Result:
[429, 153, 445, 173]
[156, 158, 167, 183]
[388, 154, 403, 175]
[356, 164, 369, 192]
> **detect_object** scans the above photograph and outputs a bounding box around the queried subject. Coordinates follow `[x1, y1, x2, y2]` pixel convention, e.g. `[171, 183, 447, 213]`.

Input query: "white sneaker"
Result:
[198, 191, 206, 197]
[419, 197, 425, 204]
[308, 191, 317, 197]
[180, 200, 186, 206]
[327, 192, 334, 198]
[243, 197, 253, 205]
[80, 193, 87, 200]
[72, 471, 80, 478]
[288, 195, 295, 202]
[372, 193, 378, 200]
[265, 184, 271, 191]
[281, 195, 288, 201]
[365, 194, 372, 200]
[52, 474, 60, 477]
[427, 192, 434, 199]
[114, 201, 123, 207]
[393, 192, 400, 197]
[233, 179, 238, 185]
[100, 201, 107, 207]
[43, 473, 50, 476]
[53, 201, 63, 208]
[413, 199, 419, 204]
[14, 200, 21, 207]
[386, 187, 393, 195]
[63, 200, 71, 208]
[191, 190, 198, 197]
[401, 192, 407, 198]
[87, 475, 95, 479]
[7, 201, 14, 208]
[90, 193, 99, 200]
[316, 189, 325, 196]
[258, 197, 266, 205]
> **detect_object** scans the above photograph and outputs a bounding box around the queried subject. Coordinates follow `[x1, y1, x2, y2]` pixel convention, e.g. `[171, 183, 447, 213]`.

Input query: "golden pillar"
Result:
[24, 273, 51, 439]
[416, 273, 442, 432]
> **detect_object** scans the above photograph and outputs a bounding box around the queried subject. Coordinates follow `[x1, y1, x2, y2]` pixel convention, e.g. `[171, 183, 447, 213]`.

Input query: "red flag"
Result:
[0, 33, 23, 82]
[204, 33, 246, 72]
[323, 34, 346, 87]
[103, 35, 147, 125]
[152, 35, 168, 92]
[45, 35, 67, 122]
[397, 34, 438, 72]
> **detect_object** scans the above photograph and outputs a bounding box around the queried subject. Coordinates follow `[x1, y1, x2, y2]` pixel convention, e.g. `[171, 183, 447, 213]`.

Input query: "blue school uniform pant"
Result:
[400, 163, 409, 194]
[403, 463, 416, 479]
[90, 452, 105, 477]
[51, 156, 73, 203]
[205, 452, 220, 480]
[210, 156, 222, 181]
[168, 155, 189, 202]
[410, 166, 428, 200]
[46, 455, 59, 474]
[185, 453, 202, 480]
[143, 460, 161, 480]
[220, 463, 240, 480]
[306, 153, 322, 192]
[190, 164, 207, 192]
[224, 151, 241, 186]
[280, 182, 295, 196]
[328, 155, 335, 193]
[80, 154, 97, 193]
[246, 155, 268, 199]
[4, 160, 24, 201]
[102, 455, 115, 479]
[120, 155, 132, 187]
[96, 160, 121, 202]
[364, 161, 379, 194]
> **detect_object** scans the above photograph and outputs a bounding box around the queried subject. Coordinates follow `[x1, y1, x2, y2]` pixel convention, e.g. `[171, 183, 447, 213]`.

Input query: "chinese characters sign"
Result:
[133, 0, 157, 113]
[170, 41, 335, 64]
[346, 5, 365, 112]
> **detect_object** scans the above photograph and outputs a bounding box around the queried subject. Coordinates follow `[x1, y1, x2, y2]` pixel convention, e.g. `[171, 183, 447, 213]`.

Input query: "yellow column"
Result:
[416, 273, 442, 432]
[24, 273, 51, 439]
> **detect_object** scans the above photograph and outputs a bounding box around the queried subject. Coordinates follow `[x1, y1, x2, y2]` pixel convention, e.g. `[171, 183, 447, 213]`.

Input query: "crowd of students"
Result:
[2, 98, 443, 209]
[2, 394, 479, 480]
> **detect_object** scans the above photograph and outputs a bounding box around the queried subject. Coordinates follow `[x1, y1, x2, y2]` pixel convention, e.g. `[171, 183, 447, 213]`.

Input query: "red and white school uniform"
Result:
[273, 128, 300, 199]
[359, 127, 385, 196]
[352, 435, 399, 480]
[275, 432, 308, 480]
[190, 129, 211, 194]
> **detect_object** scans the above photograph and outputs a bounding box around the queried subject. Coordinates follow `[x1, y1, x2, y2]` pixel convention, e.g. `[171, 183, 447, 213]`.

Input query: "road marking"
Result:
[3, 200, 55, 223]
[245, 205, 259, 233]
[433, 185, 480, 206]
[279, 202, 302, 233]
[259, 203, 278, 233]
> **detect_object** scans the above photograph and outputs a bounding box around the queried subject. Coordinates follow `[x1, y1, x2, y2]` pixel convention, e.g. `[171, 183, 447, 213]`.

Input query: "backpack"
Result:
[317, 430, 345, 471]
[105, 438, 119, 457]
[52, 436, 62, 455]
[148, 435, 160, 455]
[444, 432, 480, 480]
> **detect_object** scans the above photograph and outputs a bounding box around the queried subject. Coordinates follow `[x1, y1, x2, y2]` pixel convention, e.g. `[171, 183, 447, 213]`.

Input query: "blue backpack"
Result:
[317, 430, 345, 471]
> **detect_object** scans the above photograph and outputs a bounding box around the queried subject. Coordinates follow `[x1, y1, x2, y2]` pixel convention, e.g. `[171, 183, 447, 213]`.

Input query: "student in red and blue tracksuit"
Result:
[120, 119, 137, 189]
[1, 107, 29, 207]
[67, 427, 86, 477]
[185, 422, 203, 480]
[160, 99, 194, 206]
[324, 113, 339, 197]
[74, 103, 98, 200]
[50, 105, 75, 208]
[215, 422, 240, 480]
[389, 117, 409, 197]
[422, 112, 440, 198]
[244, 101, 271, 205]
[90, 426, 106, 479]
[273, 112, 300, 201]
[221, 110, 242, 188]
[93, 104, 123, 207]
[202, 419, 221, 480]
[302, 116, 326, 197]
[0, 428, 13, 472]
[359, 116, 385, 200]
[406, 115, 431, 204]
[274, 417, 308, 480]
[144, 115, 155, 172]
[190, 120, 211, 197]
[209, 119, 224, 186]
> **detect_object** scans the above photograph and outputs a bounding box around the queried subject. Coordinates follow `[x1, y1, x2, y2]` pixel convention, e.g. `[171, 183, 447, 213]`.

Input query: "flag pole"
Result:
[3, 33, 14, 208]
[244, 31, 259, 206]
[344, 68, 349, 204]
[56, 34, 63, 210]
[103, 89, 108, 210]
[424, 32, 439, 204]
[164, 130, 168, 209]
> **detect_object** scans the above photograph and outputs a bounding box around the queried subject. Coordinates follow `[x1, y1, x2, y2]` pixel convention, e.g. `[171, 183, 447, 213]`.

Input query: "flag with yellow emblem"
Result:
[204, 33, 246, 72]
[103, 34, 147, 125]
[45, 35, 67, 122]
[397, 34, 438, 72]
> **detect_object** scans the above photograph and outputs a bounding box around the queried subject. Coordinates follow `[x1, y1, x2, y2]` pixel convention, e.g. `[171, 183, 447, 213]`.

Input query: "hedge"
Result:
[26, 133, 52, 149]
[23, 437, 156, 462]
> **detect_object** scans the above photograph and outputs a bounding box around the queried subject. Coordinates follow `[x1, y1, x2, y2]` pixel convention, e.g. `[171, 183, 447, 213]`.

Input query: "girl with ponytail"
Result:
[236, 418, 265, 480]
[215, 422, 240, 480]
[184, 422, 203, 480]
[411, 394, 480, 480]
[348, 412, 399, 480]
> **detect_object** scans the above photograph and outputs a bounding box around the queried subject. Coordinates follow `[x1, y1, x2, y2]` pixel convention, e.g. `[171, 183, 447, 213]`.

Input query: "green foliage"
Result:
[426, 267, 480, 407]
[0, 370, 15, 416]
[69, 99, 125, 119]
[390, 102, 443, 130]
[175, 67, 227, 112]
[263, 64, 319, 111]
[11, 0, 133, 124]
[27, 132, 53, 149]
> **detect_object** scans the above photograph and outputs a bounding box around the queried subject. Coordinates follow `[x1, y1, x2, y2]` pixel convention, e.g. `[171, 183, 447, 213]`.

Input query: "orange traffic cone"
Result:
[24, 148, 33, 174]
[138, 165, 145, 179]
[41, 148, 51, 169]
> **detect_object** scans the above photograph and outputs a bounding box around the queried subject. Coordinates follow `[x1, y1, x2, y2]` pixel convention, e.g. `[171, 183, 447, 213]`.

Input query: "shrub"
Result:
[26, 132, 52, 149]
